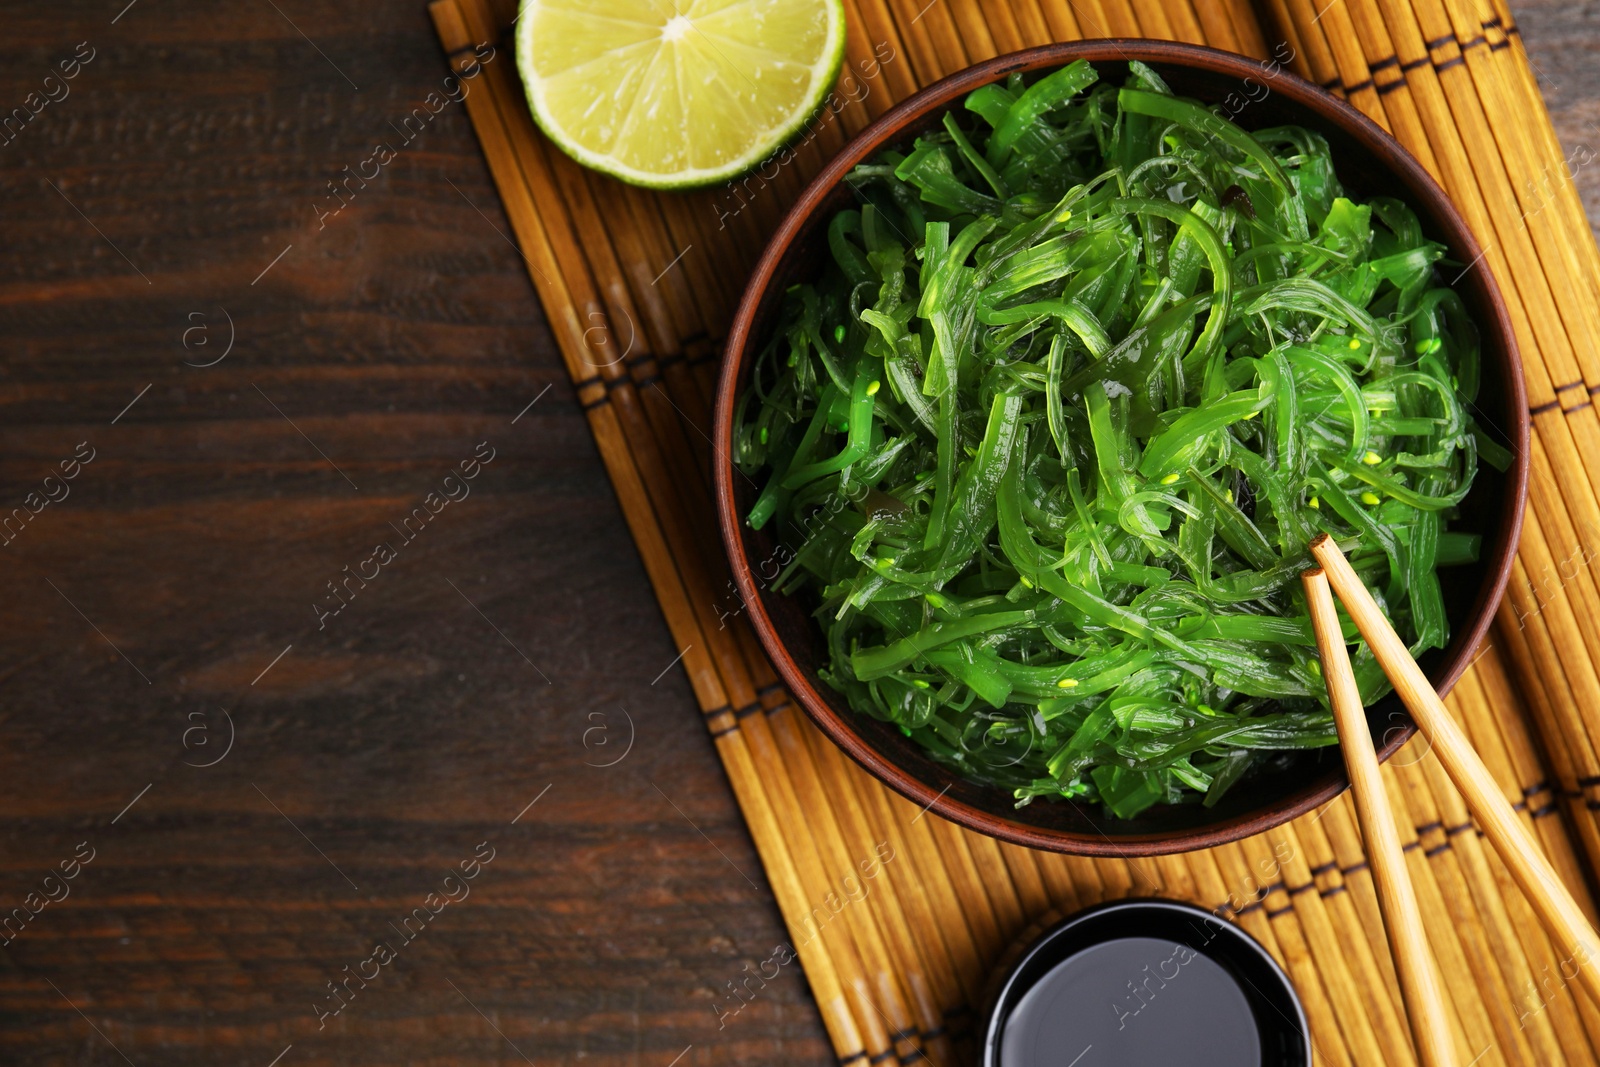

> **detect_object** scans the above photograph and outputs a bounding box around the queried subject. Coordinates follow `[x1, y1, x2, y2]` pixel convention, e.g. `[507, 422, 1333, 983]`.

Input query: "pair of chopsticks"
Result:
[1304, 534, 1600, 1067]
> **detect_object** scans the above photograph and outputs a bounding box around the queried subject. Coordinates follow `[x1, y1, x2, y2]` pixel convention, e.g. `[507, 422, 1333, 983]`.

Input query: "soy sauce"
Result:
[998, 936, 1262, 1067]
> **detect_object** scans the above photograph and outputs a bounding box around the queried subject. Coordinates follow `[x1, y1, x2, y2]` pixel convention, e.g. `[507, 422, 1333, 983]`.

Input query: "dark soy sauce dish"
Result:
[714, 40, 1528, 856]
[982, 900, 1311, 1066]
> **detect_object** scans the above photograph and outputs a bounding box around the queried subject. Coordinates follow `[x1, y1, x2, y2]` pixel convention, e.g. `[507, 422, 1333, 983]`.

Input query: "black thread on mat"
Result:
[1531, 398, 1562, 416]
[703, 703, 737, 738]
[577, 372, 652, 410]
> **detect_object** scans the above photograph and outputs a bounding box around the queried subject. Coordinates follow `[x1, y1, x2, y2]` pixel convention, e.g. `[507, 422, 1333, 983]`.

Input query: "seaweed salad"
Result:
[733, 60, 1505, 818]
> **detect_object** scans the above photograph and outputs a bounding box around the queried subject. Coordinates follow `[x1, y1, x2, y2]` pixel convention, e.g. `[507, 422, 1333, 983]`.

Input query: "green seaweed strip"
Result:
[735, 59, 1488, 818]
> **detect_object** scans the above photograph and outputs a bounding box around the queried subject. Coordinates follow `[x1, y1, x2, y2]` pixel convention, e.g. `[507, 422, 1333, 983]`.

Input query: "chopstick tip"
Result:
[1308, 531, 1332, 550]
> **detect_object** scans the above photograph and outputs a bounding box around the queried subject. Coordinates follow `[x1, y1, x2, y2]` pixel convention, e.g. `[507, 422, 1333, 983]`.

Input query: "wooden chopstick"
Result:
[1310, 532, 1600, 1008]
[1303, 567, 1461, 1067]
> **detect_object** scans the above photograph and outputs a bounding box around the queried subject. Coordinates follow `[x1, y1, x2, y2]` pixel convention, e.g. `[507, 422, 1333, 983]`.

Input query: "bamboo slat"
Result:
[432, 0, 1600, 1061]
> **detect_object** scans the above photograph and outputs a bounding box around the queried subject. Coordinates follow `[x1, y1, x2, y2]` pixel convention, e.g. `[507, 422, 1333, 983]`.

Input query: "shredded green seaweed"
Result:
[734, 60, 1498, 818]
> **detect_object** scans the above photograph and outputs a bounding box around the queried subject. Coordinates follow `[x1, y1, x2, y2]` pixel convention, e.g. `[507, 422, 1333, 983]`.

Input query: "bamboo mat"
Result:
[430, 0, 1600, 1062]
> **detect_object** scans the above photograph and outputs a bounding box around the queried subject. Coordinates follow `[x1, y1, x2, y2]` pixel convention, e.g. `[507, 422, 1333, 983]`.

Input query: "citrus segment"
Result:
[517, 0, 847, 188]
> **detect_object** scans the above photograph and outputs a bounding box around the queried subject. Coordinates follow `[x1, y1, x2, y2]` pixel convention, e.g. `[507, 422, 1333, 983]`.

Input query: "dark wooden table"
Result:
[1, 2, 1595, 1064]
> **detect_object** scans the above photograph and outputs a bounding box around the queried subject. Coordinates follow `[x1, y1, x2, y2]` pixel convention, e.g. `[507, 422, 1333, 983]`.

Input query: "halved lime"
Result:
[515, 0, 848, 190]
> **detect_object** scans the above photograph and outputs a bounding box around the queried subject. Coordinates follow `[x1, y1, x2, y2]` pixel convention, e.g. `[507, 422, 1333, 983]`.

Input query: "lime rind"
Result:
[515, 0, 848, 191]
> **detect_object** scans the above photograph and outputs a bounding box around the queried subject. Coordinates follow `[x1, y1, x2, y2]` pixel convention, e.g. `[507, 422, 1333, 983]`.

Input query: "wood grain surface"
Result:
[0, 1, 1594, 1065]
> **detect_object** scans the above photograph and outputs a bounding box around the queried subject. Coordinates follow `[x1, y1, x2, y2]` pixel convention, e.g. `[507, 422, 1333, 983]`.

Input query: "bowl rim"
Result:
[713, 39, 1529, 856]
[979, 898, 1312, 1065]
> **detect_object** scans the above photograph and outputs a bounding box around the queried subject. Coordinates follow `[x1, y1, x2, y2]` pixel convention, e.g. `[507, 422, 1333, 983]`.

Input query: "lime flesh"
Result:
[516, 0, 848, 189]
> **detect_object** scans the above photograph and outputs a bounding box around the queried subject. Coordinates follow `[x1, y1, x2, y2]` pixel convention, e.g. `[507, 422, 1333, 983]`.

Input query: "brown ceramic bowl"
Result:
[713, 40, 1528, 855]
